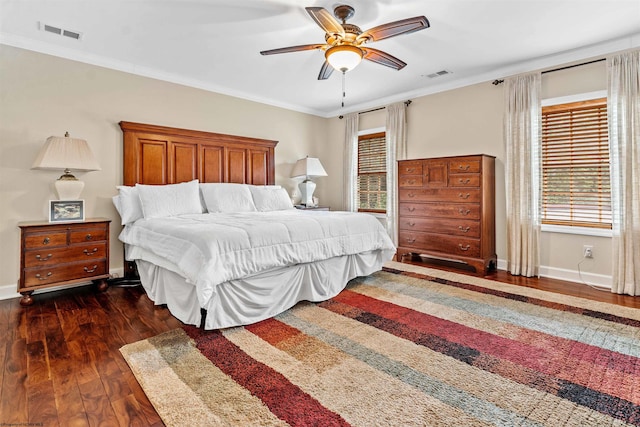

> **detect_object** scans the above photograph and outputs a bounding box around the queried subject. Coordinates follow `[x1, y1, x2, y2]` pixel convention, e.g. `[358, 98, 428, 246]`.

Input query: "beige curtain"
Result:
[504, 72, 541, 277]
[343, 112, 359, 212]
[608, 50, 640, 295]
[385, 102, 407, 246]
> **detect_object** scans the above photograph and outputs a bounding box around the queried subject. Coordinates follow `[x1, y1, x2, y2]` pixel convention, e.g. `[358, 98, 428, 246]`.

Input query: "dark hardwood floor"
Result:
[1, 264, 638, 426]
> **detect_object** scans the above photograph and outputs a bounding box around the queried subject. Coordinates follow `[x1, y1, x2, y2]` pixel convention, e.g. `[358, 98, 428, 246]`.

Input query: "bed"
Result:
[115, 121, 395, 329]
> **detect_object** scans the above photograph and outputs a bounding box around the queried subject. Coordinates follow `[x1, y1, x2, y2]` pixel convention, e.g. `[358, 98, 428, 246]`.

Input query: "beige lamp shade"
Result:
[32, 132, 101, 200]
[291, 157, 327, 206]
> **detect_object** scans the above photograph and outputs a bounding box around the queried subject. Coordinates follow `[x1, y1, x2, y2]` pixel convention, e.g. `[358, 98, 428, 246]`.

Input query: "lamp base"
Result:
[298, 179, 316, 206]
[55, 172, 84, 200]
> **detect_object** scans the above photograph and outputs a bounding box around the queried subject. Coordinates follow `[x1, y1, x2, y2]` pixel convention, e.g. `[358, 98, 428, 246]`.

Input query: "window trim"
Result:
[541, 90, 611, 235]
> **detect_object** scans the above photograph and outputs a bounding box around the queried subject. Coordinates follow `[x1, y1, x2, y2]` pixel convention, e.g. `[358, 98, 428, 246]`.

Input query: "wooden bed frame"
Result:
[119, 121, 278, 278]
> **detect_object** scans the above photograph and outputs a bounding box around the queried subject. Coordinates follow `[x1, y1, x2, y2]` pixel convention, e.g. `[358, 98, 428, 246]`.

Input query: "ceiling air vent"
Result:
[39, 22, 82, 40]
[424, 70, 452, 79]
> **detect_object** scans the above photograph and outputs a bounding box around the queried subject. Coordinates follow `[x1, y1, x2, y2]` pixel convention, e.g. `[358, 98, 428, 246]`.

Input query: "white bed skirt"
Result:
[136, 249, 389, 330]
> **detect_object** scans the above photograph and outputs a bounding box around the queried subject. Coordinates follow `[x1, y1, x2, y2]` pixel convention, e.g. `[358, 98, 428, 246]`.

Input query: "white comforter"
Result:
[119, 209, 396, 307]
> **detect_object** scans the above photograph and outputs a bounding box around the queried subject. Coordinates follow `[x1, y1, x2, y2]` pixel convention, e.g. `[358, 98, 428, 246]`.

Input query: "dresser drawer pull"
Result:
[459, 178, 471, 184]
[458, 164, 470, 171]
[408, 192, 416, 198]
[406, 237, 416, 243]
[458, 244, 471, 251]
[35, 253, 53, 261]
[458, 193, 471, 199]
[458, 226, 471, 233]
[458, 209, 471, 215]
[406, 179, 416, 185]
[35, 272, 52, 280]
[407, 207, 416, 212]
[85, 234, 93, 241]
[83, 248, 98, 256]
[405, 167, 415, 173]
[408, 222, 416, 227]
[84, 265, 99, 273]
[43, 237, 50, 245]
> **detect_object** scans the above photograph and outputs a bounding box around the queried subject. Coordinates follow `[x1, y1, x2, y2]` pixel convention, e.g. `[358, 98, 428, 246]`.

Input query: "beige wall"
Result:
[0, 45, 326, 291]
[0, 44, 615, 294]
[323, 60, 612, 285]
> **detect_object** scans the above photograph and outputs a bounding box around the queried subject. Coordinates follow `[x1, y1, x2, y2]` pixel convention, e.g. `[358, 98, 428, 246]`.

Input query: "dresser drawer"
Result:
[70, 226, 108, 243]
[399, 203, 480, 219]
[399, 232, 481, 258]
[399, 217, 480, 238]
[23, 242, 108, 268]
[24, 231, 68, 249]
[400, 188, 481, 203]
[449, 173, 480, 187]
[398, 161, 423, 176]
[22, 260, 108, 287]
[398, 175, 423, 187]
[449, 157, 481, 174]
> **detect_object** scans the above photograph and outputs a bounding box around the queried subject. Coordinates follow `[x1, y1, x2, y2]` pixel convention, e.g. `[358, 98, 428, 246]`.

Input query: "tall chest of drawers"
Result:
[18, 218, 111, 306]
[397, 155, 496, 274]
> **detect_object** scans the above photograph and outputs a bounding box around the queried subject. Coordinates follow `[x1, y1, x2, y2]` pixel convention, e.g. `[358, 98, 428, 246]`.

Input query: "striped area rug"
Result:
[120, 262, 640, 426]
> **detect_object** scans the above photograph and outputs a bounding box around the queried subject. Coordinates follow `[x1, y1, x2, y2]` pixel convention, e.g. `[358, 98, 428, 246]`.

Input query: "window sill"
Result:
[541, 224, 612, 237]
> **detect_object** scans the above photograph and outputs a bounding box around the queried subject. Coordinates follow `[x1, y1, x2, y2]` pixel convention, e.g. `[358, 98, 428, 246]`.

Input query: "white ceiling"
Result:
[1, 0, 639, 117]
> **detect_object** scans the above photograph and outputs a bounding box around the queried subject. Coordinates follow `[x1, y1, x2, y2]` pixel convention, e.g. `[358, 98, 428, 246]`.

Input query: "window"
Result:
[357, 131, 386, 212]
[541, 97, 611, 229]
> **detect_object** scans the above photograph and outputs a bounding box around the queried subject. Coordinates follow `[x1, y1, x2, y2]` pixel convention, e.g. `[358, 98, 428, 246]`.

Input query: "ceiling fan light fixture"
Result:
[325, 45, 363, 72]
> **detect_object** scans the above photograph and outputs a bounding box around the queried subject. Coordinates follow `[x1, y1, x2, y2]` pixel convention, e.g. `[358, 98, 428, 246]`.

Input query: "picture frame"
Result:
[49, 200, 85, 223]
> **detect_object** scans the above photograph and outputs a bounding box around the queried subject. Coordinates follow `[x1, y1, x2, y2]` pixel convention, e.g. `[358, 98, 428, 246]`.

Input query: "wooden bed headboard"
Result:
[119, 121, 278, 186]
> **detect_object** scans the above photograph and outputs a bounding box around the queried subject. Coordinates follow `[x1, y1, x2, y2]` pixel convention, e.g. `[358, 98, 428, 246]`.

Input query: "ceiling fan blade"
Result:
[260, 44, 325, 55]
[317, 61, 334, 80]
[357, 16, 429, 43]
[305, 7, 345, 37]
[362, 47, 407, 70]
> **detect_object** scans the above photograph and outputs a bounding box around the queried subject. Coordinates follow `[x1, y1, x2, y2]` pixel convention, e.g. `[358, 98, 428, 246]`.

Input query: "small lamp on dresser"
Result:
[31, 131, 101, 200]
[291, 156, 328, 207]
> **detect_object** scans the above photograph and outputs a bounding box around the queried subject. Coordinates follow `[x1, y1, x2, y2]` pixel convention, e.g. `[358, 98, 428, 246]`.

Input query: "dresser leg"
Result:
[94, 279, 108, 292]
[19, 291, 34, 306]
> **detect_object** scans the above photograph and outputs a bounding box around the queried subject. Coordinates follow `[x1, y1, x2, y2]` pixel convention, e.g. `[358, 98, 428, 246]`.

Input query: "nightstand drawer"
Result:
[70, 226, 108, 243]
[22, 260, 108, 287]
[23, 242, 108, 268]
[24, 231, 68, 249]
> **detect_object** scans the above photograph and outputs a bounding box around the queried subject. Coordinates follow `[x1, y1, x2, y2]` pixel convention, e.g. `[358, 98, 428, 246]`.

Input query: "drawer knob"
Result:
[458, 165, 470, 171]
[407, 179, 415, 185]
[458, 193, 471, 199]
[35, 253, 53, 261]
[406, 167, 415, 173]
[458, 226, 471, 233]
[458, 244, 471, 251]
[408, 207, 416, 212]
[406, 237, 416, 243]
[408, 222, 416, 227]
[459, 178, 471, 184]
[408, 192, 416, 198]
[459, 209, 471, 215]
[85, 234, 93, 241]
[35, 272, 52, 280]
[84, 265, 98, 273]
[83, 248, 98, 256]
[42, 237, 50, 245]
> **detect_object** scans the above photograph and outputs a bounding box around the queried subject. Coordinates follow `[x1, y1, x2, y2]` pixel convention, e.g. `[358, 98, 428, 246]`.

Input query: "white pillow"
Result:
[200, 183, 256, 213]
[114, 185, 144, 225]
[136, 180, 202, 219]
[250, 186, 294, 212]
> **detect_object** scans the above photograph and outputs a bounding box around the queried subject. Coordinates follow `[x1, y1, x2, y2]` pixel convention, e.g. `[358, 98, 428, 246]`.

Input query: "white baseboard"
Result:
[497, 258, 612, 289]
[0, 267, 126, 302]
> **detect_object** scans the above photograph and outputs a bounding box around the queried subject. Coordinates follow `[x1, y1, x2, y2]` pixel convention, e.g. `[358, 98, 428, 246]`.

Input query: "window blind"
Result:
[541, 97, 611, 228]
[357, 132, 387, 212]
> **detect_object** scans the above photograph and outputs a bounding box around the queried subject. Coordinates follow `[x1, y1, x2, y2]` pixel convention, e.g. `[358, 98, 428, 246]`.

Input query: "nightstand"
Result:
[17, 218, 111, 306]
[294, 205, 330, 211]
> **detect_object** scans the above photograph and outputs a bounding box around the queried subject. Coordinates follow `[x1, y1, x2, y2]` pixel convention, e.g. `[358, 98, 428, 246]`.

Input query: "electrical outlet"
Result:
[583, 245, 593, 258]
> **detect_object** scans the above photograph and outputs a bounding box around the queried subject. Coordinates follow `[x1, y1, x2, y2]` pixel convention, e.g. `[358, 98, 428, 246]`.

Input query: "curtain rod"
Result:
[491, 58, 606, 85]
[338, 100, 412, 119]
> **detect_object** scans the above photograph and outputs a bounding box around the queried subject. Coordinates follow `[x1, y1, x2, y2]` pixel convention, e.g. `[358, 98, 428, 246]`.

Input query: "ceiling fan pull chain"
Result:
[341, 70, 346, 108]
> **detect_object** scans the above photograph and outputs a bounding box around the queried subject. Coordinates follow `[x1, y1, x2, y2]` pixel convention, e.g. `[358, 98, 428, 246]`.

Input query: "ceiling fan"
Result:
[260, 5, 430, 80]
